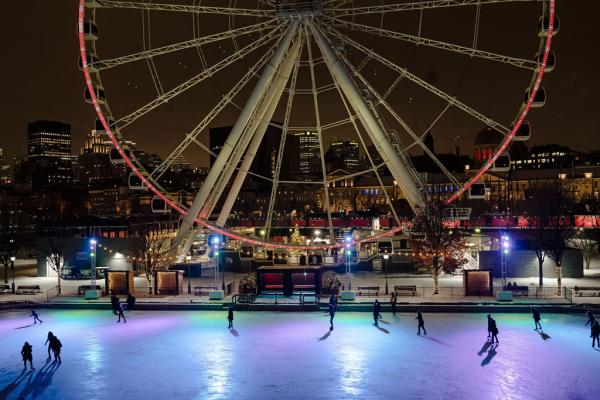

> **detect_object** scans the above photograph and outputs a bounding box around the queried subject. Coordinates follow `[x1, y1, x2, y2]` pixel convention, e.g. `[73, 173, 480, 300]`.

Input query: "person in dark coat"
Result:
[591, 320, 600, 348]
[50, 336, 62, 363]
[116, 301, 127, 323]
[126, 293, 136, 311]
[227, 306, 234, 329]
[390, 292, 397, 315]
[490, 318, 499, 344]
[531, 307, 542, 330]
[329, 294, 337, 306]
[45, 332, 55, 361]
[30, 309, 43, 324]
[21, 342, 33, 370]
[110, 294, 119, 315]
[416, 310, 427, 335]
[585, 311, 595, 327]
[328, 302, 336, 331]
[487, 314, 493, 339]
[373, 300, 381, 326]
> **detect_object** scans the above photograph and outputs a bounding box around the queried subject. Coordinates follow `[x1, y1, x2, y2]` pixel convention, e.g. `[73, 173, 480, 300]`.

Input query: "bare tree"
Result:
[0, 208, 32, 284]
[410, 197, 468, 294]
[127, 223, 174, 294]
[524, 181, 575, 295]
[570, 228, 597, 270]
[38, 231, 74, 296]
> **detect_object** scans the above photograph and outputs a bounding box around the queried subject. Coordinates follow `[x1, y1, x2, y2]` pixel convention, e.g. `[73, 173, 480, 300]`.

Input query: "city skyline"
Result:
[2, 1, 599, 169]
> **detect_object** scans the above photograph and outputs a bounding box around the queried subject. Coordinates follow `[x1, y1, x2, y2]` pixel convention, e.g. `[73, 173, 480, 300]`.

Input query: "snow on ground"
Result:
[0, 310, 598, 400]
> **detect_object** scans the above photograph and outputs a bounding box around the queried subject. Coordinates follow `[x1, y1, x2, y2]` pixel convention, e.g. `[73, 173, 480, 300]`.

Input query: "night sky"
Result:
[2, 1, 598, 168]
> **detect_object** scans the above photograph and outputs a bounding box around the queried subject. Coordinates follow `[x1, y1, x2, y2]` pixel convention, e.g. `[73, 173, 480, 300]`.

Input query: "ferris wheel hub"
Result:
[275, 1, 323, 17]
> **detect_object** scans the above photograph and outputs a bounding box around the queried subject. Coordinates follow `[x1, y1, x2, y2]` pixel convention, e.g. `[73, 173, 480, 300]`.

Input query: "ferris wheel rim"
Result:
[78, 0, 555, 247]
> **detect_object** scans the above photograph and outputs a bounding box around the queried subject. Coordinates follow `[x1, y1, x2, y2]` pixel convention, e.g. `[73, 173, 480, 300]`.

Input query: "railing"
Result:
[300, 293, 320, 307]
[232, 293, 256, 304]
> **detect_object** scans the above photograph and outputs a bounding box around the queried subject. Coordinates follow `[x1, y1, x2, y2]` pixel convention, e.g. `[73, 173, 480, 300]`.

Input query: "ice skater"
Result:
[591, 320, 600, 348]
[416, 310, 427, 335]
[532, 307, 542, 330]
[390, 292, 397, 315]
[110, 294, 119, 315]
[116, 301, 127, 323]
[490, 317, 499, 344]
[21, 341, 33, 370]
[328, 302, 336, 331]
[30, 309, 43, 324]
[487, 314, 493, 339]
[126, 293, 136, 311]
[329, 294, 337, 307]
[50, 335, 62, 363]
[227, 306, 234, 329]
[45, 332, 55, 361]
[373, 300, 381, 326]
[585, 311, 595, 327]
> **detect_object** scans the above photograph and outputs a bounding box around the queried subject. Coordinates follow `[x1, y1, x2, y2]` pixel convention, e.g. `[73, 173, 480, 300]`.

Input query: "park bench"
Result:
[193, 286, 216, 296]
[16, 285, 41, 295]
[77, 285, 102, 296]
[394, 285, 417, 296]
[357, 286, 379, 296]
[574, 287, 600, 297]
[507, 286, 529, 296]
[0, 284, 11, 294]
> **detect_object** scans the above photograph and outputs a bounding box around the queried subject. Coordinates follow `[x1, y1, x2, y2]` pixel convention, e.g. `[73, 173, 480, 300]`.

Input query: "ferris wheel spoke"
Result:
[404, 103, 452, 152]
[93, 20, 277, 71]
[328, 32, 461, 187]
[325, 0, 543, 17]
[265, 37, 304, 238]
[150, 38, 282, 182]
[115, 25, 283, 130]
[305, 26, 335, 241]
[328, 18, 538, 70]
[92, 0, 273, 17]
[323, 24, 511, 135]
[327, 54, 402, 225]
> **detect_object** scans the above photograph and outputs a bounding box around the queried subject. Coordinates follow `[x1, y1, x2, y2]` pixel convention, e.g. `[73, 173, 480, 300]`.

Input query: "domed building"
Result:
[473, 127, 503, 162]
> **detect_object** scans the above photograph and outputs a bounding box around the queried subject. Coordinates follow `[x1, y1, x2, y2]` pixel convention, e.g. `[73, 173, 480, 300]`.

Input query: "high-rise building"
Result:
[81, 130, 110, 155]
[20, 120, 73, 189]
[27, 120, 71, 159]
[295, 131, 321, 176]
[328, 138, 360, 170]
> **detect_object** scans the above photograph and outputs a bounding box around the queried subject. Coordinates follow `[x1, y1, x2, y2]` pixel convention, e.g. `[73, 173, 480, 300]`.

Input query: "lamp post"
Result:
[345, 236, 353, 290]
[185, 255, 192, 294]
[383, 254, 390, 295]
[212, 236, 220, 291]
[90, 239, 97, 287]
[10, 256, 16, 294]
[501, 234, 510, 290]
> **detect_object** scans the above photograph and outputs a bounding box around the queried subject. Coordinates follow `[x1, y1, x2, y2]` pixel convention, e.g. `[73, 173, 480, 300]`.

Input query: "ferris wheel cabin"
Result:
[492, 153, 511, 172]
[512, 121, 531, 141]
[109, 148, 131, 164]
[84, 85, 106, 105]
[524, 87, 546, 108]
[95, 117, 115, 133]
[151, 196, 169, 214]
[468, 181, 487, 200]
[538, 14, 560, 37]
[78, 52, 99, 73]
[536, 51, 556, 73]
[82, 19, 98, 41]
[128, 172, 147, 191]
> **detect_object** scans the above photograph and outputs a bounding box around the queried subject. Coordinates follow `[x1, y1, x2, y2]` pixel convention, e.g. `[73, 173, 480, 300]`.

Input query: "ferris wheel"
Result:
[78, 0, 556, 255]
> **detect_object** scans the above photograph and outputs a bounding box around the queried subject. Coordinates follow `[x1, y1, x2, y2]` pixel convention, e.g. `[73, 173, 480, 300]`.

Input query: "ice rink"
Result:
[0, 309, 598, 400]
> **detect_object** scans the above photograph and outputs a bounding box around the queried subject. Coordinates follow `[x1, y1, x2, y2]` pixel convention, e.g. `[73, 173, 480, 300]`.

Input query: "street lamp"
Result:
[90, 239, 97, 287]
[501, 234, 510, 290]
[383, 254, 390, 295]
[10, 256, 16, 294]
[212, 237, 220, 291]
[345, 236, 353, 290]
[185, 255, 192, 294]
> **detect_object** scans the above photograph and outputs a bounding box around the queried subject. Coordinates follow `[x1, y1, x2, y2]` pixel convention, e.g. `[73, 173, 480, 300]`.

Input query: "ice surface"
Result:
[0, 310, 598, 400]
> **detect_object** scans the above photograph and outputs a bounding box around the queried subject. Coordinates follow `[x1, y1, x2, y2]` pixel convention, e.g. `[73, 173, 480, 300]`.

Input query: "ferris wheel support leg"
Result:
[215, 38, 303, 227]
[306, 20, 426, 212]
[173, 20, 300, 257]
